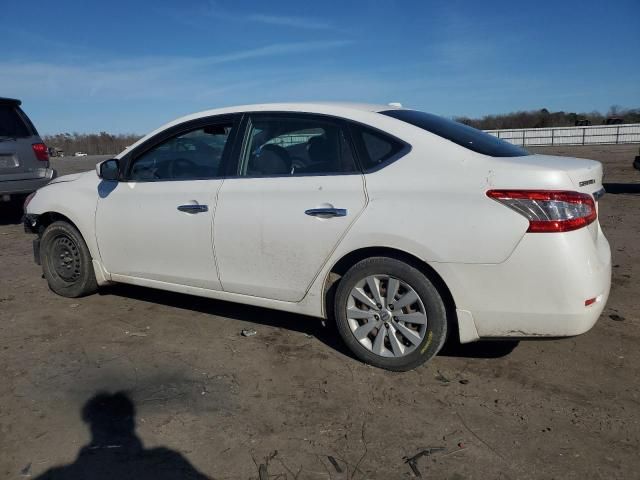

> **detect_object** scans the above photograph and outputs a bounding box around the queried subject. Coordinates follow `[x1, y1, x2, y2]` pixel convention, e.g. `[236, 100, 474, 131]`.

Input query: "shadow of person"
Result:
[35, 392, 210, 480]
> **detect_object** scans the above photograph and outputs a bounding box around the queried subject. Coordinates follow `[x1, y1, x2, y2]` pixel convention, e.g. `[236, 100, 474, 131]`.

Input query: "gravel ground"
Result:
[0, 146, 638, 479]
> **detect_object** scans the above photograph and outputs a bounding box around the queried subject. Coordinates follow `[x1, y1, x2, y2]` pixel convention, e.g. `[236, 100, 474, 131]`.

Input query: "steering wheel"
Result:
[168, 157, 198, 178]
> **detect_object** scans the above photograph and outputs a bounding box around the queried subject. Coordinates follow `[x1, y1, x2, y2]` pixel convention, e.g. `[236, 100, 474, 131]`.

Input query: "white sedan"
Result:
[23, 103, 611, 370]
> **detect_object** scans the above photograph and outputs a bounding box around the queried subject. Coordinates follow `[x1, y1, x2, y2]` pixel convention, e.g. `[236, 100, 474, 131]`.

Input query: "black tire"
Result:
[40, 221, 98, 298]
[334, 257, 448, 371]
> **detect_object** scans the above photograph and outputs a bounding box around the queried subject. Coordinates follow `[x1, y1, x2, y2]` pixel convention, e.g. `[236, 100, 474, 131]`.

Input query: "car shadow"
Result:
[33, 391, 210, 479]
[439, 338, 519, 358]
[100, 283, 518, 361]
[603, 182, 640, 194]
[0, 198, 25, 225]
[100, 283, 355, 358]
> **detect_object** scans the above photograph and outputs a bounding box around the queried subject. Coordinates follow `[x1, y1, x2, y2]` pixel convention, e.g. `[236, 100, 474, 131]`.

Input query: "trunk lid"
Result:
[521, 154, 604, 196]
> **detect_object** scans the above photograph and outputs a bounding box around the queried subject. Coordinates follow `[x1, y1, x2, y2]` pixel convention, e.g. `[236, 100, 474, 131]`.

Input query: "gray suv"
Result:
[0, 97, 56, 202]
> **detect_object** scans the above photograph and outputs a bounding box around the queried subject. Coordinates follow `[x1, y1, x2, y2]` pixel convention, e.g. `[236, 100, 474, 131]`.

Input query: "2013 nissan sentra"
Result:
[23, 103, 611, 370]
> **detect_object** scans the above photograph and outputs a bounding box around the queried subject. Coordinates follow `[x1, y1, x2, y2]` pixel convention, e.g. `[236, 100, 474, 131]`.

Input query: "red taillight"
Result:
[32, 143, 49, 161]
[487, 190, 597, 233]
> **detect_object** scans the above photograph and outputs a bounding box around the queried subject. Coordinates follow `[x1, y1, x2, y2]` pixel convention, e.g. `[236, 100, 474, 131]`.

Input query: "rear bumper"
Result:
[435, 224, 612, 342]
[0, 168, 56, 196]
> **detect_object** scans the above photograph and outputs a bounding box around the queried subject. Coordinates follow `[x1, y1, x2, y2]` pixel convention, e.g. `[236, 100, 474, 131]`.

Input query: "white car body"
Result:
[25, 102, 611, 344]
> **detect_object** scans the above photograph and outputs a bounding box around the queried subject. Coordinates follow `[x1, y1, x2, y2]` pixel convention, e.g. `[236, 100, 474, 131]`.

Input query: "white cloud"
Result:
[175, 2, 336, 31]
[246, 14, 332, 30]
[0, 40, 352, 101]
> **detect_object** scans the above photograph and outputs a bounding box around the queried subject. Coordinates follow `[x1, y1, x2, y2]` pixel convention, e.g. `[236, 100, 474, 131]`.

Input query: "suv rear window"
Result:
[0, 105, 33, 138]
[381, 109, 529, 157]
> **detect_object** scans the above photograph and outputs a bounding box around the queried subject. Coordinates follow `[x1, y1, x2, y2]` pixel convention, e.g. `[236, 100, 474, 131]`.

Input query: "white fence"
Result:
[485, 123, 640, 146]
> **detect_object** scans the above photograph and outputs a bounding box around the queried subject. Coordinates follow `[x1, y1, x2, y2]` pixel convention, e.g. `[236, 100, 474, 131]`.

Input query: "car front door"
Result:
[214, 113, 367, 302]
[95, 116, 238, 290]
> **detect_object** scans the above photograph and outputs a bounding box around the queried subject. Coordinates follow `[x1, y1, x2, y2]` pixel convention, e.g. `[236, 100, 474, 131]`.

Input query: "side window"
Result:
[129, 124, 232, 181]
[355, 127, 405, 171]
[239, 116, 358, 177]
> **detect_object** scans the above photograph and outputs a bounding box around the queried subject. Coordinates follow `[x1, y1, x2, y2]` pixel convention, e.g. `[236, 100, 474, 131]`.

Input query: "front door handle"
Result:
[305, 208, 347, 218]
[178, 204, 208, 213]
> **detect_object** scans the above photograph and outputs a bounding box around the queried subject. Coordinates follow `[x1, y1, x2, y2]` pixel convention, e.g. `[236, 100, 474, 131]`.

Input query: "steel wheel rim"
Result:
[346, 275, 428, 358]
[49, 234, 82, 282]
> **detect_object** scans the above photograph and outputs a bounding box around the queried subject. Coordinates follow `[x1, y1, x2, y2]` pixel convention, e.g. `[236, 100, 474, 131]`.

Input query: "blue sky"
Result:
[2, 0, 639, 134]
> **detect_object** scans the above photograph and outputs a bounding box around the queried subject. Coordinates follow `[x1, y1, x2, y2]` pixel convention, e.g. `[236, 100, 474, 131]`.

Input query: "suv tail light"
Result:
[487, 190, 597, 233]
[32, 143, 49, 161]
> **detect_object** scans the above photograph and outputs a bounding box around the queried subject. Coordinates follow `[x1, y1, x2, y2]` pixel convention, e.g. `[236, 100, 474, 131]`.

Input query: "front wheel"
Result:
[40, 221, 98, 298]
[334, 257, 448, 371]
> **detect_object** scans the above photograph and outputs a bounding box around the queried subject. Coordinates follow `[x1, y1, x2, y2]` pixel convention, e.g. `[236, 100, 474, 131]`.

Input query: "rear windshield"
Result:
[381, 109, 529, 157]
[0, 105, 33, 138]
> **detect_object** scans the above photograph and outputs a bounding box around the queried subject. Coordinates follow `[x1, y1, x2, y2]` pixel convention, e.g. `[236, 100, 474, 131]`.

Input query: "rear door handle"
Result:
[178, 204, 208, 213]
[305, 208, 347, 217]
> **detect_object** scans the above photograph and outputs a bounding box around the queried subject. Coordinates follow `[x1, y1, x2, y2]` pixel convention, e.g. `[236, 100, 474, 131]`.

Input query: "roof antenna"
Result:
[388, 102, 403, 107]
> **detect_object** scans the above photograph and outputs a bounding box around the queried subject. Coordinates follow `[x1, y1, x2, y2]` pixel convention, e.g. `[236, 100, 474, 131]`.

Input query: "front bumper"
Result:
[0, 168, 56, 196]
[23, 214, 41, 264]
[434, 223, 612, 342]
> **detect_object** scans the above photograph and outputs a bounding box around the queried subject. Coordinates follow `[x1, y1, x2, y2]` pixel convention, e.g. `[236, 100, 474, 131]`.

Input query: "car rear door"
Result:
[95, 115, 239, 290]
[214, 112, 367, 302]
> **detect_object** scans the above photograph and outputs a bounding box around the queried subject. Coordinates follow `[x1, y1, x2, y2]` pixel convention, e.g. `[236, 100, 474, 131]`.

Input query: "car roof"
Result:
[178, 101, 403, 123]
[205, 101, 399, 114]
[119, 102, 408, 158]
[0, 97, 22, 106]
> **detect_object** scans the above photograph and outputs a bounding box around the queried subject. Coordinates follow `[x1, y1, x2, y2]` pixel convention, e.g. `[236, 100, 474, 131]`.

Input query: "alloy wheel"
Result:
[346, 275, 428, 357]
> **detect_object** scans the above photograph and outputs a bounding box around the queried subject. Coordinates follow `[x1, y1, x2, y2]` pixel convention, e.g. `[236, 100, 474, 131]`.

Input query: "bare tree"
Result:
[43, 132, 142, 155]
[455, 106, 640, 129]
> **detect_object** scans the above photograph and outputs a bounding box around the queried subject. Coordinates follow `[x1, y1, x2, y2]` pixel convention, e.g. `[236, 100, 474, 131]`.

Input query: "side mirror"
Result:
[97, 159, 120, 181]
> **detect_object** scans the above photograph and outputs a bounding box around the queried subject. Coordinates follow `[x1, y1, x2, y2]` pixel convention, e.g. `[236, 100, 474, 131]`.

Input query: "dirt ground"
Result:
[529, 144, 639, 185]
[0, 146, 638, 479]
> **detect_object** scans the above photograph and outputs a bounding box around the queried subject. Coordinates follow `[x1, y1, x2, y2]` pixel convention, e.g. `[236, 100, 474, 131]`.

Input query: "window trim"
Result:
[226, 112, 365, 179]
[119, 113, 241, 182]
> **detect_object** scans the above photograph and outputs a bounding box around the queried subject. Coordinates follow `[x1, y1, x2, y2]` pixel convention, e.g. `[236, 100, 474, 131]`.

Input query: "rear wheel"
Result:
[334, 257, 448, 371]
[40, 221, 98, 298]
